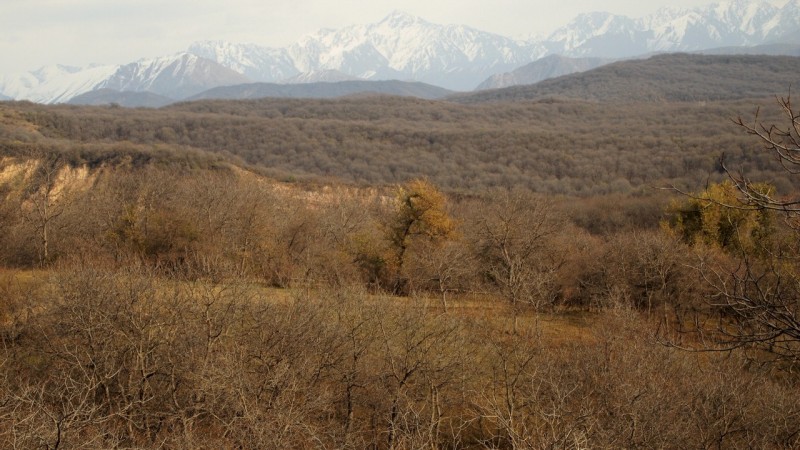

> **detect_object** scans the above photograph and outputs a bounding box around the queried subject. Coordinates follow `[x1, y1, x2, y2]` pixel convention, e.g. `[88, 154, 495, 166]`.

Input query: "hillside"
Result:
[1, 91, 792, 197]
[456, 53, 800, 103]
[476, 54, 615, 90]
[68, 89, 174, 108]
[697, 43, 800, 56]
[187, 80, 454, 101]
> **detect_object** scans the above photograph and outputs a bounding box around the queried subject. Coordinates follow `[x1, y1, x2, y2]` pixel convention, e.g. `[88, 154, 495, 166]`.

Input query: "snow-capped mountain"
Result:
[0, 54, 250, 104]
[190, 11, 544, 91]
[3, 0, 800, 103]
[776, 0, 800, 39]
[191, 2, 800, 91]
[284, 11, 544, 90]
[544, 12, 647, 56]
[0, 64, 119, 104]
[96, 53, 250, 99]
[188, 41, 299, 82]
[544, 0, 800, 57]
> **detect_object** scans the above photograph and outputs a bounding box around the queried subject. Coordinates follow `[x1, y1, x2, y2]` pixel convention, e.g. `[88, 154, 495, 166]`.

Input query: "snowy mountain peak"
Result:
[379, 10, 429, 28]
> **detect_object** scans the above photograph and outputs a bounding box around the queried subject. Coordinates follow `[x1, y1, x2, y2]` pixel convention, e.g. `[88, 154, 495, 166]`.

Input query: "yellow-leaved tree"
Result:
[386, 179, 456, 294]
[664, 179, 775, 255]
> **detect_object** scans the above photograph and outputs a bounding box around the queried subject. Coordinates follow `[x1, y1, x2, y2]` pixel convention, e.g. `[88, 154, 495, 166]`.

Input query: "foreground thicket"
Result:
[0, 156, 797, 447]
[0, 158, 698, 313]
[1, 266, 798, 449]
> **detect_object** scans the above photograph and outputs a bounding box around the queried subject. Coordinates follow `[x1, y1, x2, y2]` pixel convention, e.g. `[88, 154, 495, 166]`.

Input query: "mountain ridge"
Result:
[476, 54, 616, 90]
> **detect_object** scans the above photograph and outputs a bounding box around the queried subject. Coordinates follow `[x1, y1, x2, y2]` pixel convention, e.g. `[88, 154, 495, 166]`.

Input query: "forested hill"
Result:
[187, 80, 454, 101]
[454, 54, 800, 104]
[2, 93, 793, 196]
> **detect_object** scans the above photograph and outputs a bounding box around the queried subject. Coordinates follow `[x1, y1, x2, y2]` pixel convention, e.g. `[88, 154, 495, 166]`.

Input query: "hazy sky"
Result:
[0, 0, 788, 74]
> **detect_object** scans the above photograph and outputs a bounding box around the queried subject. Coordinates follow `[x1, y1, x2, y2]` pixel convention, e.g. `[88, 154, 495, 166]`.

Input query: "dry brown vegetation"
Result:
[2, 93, 796, 196]
[0, 158, 796, 448]
[1, 93, 799, 448]
[1, 266, 798, 449]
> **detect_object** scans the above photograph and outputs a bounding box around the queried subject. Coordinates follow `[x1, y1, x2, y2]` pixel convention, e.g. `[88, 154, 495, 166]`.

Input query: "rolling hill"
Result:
[68, 89, 174, 108]
[455, 53, 800, 103]
[187, 79, 453, 101]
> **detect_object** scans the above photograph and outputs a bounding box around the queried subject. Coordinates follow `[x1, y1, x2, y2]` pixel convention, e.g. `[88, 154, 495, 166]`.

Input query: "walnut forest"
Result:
[0, 54, 799, 449]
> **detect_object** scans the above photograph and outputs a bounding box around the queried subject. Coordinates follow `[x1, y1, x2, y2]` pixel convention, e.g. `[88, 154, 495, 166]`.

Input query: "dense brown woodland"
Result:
[1, 70, 800, 447]
[2, 94, 795, 196]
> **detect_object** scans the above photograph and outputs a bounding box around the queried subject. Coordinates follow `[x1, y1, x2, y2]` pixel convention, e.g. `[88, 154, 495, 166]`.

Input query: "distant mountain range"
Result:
[2, 0, 800, 104]
[0, 54, 248, 104]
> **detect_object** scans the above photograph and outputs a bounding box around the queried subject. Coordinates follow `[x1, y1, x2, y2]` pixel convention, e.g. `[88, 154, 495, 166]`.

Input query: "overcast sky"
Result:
[0, 0, 788, 74]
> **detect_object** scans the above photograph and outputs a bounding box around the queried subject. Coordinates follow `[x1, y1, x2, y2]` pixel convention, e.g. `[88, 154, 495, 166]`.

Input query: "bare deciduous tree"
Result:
[23, 154, 67, 266]
[470, 190, 564, 333]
